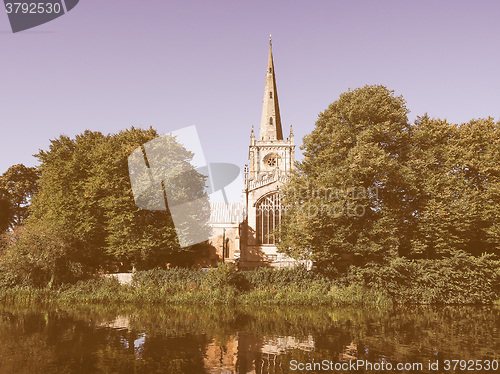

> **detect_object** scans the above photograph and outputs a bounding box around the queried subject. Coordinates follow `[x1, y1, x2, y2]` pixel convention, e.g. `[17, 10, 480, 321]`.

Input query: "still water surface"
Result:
[0, 305, 498, 373]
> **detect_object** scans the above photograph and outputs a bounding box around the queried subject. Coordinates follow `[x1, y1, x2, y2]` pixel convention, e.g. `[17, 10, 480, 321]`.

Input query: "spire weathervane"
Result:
[269, 33, 272, 45]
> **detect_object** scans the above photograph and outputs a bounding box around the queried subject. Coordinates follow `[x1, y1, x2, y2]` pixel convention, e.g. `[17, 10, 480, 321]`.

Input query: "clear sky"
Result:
[1, 0, 499, 175]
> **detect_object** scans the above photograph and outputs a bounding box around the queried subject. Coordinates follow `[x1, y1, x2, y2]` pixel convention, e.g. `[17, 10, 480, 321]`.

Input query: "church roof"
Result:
[209, 202, 245, 224]
[259, 35, 283, 141]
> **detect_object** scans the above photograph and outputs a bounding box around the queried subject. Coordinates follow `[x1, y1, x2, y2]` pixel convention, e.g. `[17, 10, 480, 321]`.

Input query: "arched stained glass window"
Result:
[256, 193, 282, 245]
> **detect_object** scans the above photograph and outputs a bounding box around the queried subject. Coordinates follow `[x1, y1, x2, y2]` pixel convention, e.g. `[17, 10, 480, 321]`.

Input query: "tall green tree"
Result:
[23, 127, 208, 279]
[453, 118, 500, 255]
[404, 116, 500, 258]
[402, 115, 459, 258]
[412, 117, 500, 257]
[0, 164, 39, 228]
[280, 89, 500, 264]
[279, 85, 412, 264]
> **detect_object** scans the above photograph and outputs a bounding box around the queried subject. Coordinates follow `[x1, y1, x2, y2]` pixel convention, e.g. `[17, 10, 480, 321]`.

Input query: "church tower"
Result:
[241, 36, 295, 268]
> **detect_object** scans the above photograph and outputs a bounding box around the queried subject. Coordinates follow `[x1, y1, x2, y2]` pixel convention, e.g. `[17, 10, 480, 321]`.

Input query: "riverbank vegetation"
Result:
[1, 253, 499, 308]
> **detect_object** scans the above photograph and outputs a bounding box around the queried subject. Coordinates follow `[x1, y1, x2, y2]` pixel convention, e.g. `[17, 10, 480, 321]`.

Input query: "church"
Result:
[207, 38, 303, 269]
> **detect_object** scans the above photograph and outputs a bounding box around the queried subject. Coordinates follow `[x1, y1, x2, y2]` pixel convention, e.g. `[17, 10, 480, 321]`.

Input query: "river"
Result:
[0, 305, 498, 373]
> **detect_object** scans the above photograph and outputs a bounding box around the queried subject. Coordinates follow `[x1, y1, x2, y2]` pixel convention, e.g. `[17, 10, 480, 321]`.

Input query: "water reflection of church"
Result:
[204, 334, 316, 374]
[98, 316, 317, 373]
[207, 38, 303, 269]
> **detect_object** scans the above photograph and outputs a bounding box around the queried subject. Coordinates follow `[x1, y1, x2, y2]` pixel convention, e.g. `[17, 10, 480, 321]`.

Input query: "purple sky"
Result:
[1, 0, 500, 175]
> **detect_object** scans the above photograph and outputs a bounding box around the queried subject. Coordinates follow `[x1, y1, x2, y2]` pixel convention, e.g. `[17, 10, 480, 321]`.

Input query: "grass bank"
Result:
[1, 252, 499, 308]
[0, 265, 391, 308]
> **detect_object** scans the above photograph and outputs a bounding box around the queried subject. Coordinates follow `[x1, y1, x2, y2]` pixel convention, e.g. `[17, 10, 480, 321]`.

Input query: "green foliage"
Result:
[0, 222, 84, 288]
[0, 286, 55, 307]
[202, 263, 246, 291]
[0, 128, 210, 288]
[243, 265, 327, 290]
[328, 283, 392, 307]
[1, 258, 499, 307]
[58, 278, 130, 304]
[12, 127, 209, 280]
[131, 265, 247, 304]
[132, 267, 205, 288]
[29, 128, 170, 270]
[280, 86, 500, 263]
[280, 85, 411, 264]
[345, 251, 500, 304]
[132, 267, 205, 302]
[405, 115, 500, 258]
[0, 188, 12, 233]
[0, 164, 39, 229]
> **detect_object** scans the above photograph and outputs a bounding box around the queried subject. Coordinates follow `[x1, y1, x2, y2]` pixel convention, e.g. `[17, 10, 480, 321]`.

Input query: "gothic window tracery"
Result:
[256, 193, 282, 245]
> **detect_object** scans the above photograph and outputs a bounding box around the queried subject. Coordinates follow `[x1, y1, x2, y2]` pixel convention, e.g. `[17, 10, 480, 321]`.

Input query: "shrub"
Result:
[243, 265, 327, 291]
[345, 251, 500, 304]
[59, 278, 128, 304]
[132, 267, 205, 288]
[203, 263, 248, 292]
[0, 222, 87, 288]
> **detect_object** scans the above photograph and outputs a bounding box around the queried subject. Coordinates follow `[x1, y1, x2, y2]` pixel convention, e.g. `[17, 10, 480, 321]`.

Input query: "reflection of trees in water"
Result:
[95, 333, 209, 374]
[352, 306, 500, 366]
[0, 305, 499, 373]
[0, 311, 209, 374]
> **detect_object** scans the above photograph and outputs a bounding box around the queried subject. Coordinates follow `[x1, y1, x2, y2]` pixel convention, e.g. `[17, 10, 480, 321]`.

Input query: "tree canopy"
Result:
[1, 127, 209, 286]
[279, 85, 500, 265]
[0, 164, 39, 229]
[405, 115, 500, 258]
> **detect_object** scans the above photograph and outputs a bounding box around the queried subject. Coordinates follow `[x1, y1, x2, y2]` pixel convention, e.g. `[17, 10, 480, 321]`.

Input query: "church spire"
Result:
[259, 35, 283, 141]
